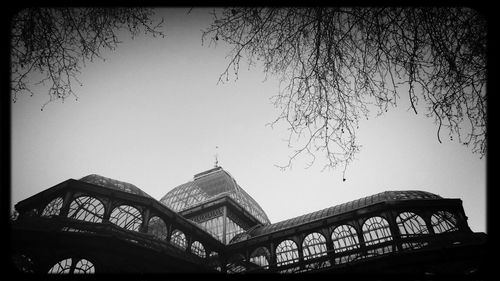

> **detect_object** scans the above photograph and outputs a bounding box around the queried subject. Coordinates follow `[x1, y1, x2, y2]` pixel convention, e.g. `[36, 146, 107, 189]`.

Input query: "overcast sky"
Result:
[11, 8, 486, 233]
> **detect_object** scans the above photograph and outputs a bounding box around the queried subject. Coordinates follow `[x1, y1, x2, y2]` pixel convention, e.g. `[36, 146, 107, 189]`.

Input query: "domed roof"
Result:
[79, 174, 153, 198]
[240, 190, 442, 240]
[160, 166, 270, 225]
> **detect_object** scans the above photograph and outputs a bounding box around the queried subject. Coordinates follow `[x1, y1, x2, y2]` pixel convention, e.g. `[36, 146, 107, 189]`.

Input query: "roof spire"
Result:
[214, 146, 219, 167]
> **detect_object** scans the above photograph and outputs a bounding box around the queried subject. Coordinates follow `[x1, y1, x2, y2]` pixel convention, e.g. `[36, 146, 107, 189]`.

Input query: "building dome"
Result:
[79, 174, 153, 198]
[160, 166, 270, 225]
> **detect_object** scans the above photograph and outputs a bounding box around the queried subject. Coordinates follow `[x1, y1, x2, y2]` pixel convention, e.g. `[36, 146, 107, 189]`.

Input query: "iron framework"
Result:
[11, 168, 487, 275]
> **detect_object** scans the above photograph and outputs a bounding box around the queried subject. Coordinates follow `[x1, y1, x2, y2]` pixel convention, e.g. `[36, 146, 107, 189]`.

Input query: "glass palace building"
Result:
[11, 166, 487, 275]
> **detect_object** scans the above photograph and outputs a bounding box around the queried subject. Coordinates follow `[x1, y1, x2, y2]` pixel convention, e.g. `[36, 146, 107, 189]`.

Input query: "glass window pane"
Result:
[396, 212, 429, 250]
[226, 217, 244, 244]
[68, 196, 105, 223]
[431, 211, 458, 233]
[276, 239, 300, 272]
[302, 232, 330, 270]
[302, 232, 328, 260]
[148, 216, 168, 240]
[73, 259, 95, 274]
[48, 258, 72, 274]
[170, 229, 187, 250]
[397, 212, 429, 236]
[42, 197, 63, 217]
[48, 258, 95, 274]
[362, 216, 393, 256]
[197, 216, 224, 242]
[250, 247, 270, 269]
[109, 205, 142, 231]
[190, 208, 225, 242]
[331, 224, 360, 264]
[190, 241, 206, 258]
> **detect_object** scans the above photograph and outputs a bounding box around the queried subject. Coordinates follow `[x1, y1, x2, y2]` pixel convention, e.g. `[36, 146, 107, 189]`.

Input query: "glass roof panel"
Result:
[160, 167, 270, 225]
[79, 174, 153, 198]
[247, 190, 442, 238]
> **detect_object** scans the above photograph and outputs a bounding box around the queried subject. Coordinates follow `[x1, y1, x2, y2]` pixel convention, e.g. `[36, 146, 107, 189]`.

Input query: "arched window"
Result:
[397, 212, 429, 236]
[42, 197, 63, 217]
[147, 216, 168, 240]
[362, 216, 393, 256]
[73, 259, 95, 274]
[275, 239, 300, 273]
[48, 258, 72, 274]
[302, 232, 330, 270]
[431, 211, 458, 234]
[396, 212, 429, 250]
[250, 247, 270, 269]
[109, 205, 142, 231]
[331, 224, 360, 264]
[48, 258, 94, 274]
[170, 229, 187, 250]
[68, 196, 105, 223]
[226, 254, 246, 273]
[191, 241, 206, 258]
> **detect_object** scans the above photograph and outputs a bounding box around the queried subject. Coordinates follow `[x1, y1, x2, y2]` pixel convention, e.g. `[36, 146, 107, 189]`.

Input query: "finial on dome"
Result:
[214, 146, 219, 167]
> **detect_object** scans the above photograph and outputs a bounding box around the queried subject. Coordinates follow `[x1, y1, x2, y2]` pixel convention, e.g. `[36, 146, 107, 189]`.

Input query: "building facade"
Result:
[11, 166, 487, 275]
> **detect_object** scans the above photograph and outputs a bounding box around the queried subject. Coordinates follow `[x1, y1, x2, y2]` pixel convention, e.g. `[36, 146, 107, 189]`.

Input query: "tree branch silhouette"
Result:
[11, 8, 165, 110]
[203, 7, 486, 176]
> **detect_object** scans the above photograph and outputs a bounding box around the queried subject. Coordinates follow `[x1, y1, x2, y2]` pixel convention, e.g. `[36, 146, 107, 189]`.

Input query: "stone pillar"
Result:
[269, 241, 277, 271]
[296, 236, 304, 270]
[102, 198, 114, 223]
[386, 211, 403, 252]
[324, 227, 336, 266]
[355, 218, 367, 257]
[140, 208, 150, 234]
[59, 190, 73, 217]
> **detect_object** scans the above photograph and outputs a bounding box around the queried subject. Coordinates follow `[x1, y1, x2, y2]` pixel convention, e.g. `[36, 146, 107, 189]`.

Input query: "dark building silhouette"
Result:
[11, 166, 487, 275]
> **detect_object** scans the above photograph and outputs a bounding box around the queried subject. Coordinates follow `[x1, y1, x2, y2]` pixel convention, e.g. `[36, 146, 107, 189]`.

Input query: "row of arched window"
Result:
[227, 211, 459, 273]
[41, 195, 142, 229]
[169, 229, 207, 258]
[37, 194, 460, 273]
[39, 195, 210, 259]
[48, 258, 95, 274]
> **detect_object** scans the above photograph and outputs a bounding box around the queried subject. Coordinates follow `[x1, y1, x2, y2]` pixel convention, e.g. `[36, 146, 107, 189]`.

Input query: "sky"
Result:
[11, 8, 486, 233]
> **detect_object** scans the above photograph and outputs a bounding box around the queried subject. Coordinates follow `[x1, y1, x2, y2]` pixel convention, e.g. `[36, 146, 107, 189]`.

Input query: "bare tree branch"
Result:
[203, 7, 487, 175]
[11, 8, 165, 110]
